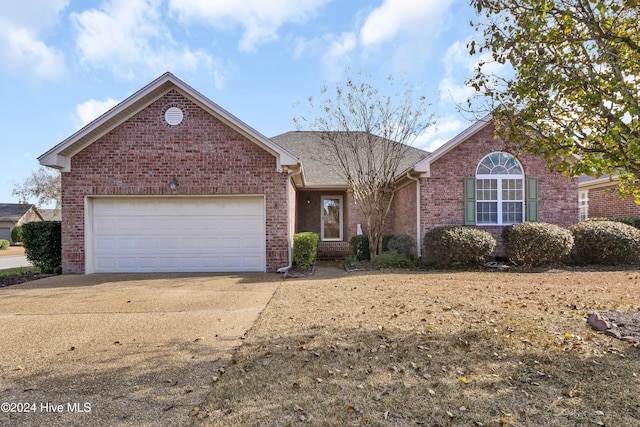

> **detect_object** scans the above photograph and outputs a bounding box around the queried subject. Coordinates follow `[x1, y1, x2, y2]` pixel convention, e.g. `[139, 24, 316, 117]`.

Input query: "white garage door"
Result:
[90, 197, 265, 273]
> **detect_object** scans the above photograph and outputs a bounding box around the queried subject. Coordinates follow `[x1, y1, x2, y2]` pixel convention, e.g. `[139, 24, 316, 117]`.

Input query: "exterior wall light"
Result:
[169, 176, 178, 190]
[307, 196, 311, 204]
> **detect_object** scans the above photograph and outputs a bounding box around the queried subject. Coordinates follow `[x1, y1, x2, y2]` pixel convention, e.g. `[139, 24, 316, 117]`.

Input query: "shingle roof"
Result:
[271, 131, 428, 187]
[0, 204, 36, 222]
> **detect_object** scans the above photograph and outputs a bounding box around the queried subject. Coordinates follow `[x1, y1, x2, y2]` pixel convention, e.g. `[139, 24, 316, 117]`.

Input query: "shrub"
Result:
[382, 235, 395, 252]
[350, 235, 370, 261]
[387, 234, 416, 260]
[11, 225, 23, 244]
[570, 220, 640, 265]
[423, 226, 496, 267]
[293, 232, 320, 270]
[502, 222, 574, 267]
[612, 217, 640, 230]
[374, 251, 414, 269]
[22, 221, 62, 274]
[0, 240, 9, 250]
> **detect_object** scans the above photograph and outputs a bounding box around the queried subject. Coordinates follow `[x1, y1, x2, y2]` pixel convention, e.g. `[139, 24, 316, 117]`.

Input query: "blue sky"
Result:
[0, 0, 493, 205]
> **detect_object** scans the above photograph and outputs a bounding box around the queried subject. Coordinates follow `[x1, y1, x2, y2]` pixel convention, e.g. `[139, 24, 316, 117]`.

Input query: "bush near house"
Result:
[502, 222, 574, 267]
[387, 234, 416, 260]
[10, 225, 23, 244]
[0, 240, 9, 250]
[22, 221, 62, 274]
[373, 250, 415, 269]
[293, 232, 320, 271]
[570, 220, 640, 265]
[349, 235, 370, 261]
[423, 226, 496, 267]
[611, 217, 640, 230]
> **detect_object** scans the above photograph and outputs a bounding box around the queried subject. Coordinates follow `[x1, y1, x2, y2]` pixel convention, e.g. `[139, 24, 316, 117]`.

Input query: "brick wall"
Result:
[391, 180, 417, 238]
[62, 90, 289, 273]
[587, 185, 640, 218]
[420, 123, 578, 256]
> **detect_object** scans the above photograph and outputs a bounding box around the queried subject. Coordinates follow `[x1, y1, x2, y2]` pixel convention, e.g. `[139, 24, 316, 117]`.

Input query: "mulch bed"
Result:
[0, 273, 51, 288]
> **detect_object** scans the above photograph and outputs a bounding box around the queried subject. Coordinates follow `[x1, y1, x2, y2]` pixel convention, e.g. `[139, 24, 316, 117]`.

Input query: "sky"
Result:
[0, 0, 492, 206]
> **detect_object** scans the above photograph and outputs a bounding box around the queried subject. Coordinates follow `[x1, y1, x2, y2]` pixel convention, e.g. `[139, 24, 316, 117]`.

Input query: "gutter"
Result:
[406, 171, 422, 258]
[277, 166, 303, 274]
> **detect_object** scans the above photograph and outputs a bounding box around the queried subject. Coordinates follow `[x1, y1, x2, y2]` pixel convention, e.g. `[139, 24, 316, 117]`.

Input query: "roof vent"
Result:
[164, 107, 184, 126]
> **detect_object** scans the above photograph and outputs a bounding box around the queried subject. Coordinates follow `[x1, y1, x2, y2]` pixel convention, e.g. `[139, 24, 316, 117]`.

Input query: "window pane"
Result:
[477, 202, 497, 224]
[323, 198, 341, 239]
[502, 202, 523, 223]
[476, 179, 497, 201]
[502, 179, 523, 200]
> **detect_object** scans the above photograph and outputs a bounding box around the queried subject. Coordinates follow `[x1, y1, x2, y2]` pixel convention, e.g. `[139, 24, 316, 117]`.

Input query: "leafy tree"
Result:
[468, 0, 640, 200]
[11, 167, 61, 208]
[296, 71, 435, 260]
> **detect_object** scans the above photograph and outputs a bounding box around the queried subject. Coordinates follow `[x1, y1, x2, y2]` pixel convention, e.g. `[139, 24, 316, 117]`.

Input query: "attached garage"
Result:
[87, 197, 266, 273]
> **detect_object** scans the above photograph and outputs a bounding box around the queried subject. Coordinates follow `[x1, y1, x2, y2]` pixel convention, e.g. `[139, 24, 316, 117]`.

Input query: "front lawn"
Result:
[195, 269, 640, 426]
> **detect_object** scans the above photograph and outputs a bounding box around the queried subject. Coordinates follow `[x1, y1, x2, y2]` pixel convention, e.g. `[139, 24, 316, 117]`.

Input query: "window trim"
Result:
[475, 152, 525, 226]
[579, 190, 589, 220]
[320, 195, 343, 241]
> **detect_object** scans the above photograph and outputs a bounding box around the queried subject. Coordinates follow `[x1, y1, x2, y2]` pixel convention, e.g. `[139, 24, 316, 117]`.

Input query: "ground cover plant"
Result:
[195, 269, 640, 426]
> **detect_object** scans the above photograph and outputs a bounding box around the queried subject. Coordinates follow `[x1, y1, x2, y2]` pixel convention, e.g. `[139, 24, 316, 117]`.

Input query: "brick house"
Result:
[578, 175, 640, 219]
[39, 73, 578, 274]
[0, 204, 43, 244]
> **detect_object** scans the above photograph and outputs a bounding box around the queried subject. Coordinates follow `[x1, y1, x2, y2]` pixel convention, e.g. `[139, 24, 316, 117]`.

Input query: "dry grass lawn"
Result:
[194, 268, 640, 427]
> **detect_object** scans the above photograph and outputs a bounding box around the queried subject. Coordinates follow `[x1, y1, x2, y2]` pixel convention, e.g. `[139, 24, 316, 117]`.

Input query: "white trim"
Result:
[320, 195, 343, 241]
[414, 114, 493, 175]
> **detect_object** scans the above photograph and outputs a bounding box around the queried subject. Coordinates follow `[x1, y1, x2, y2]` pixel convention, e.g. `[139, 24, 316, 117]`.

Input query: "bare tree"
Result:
[11, 167, 61, 209]
[296, 72, 435, 260]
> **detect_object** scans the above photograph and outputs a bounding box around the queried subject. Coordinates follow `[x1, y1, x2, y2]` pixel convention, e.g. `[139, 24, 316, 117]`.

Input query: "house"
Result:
[0, 204, 43, 243]
[578, 175, 640, 219]
[38, 73, 578, 274]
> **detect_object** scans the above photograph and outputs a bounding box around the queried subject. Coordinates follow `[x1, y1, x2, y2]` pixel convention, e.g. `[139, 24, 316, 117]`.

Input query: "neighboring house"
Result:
[0, 204, 43, 243]
[38, 73, 578, 274]
[39, 209, 62, 222]
[578, 175, 640, 219]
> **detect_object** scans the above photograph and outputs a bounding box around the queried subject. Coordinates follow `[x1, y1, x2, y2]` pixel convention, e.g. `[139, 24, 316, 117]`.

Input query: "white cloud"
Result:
[360, 0, 452, 47]
[71, 0, 215, 80]
[414, 115, 467, 152]
[169, 0, 330, 53]
[75, 98, 120, 128]
[0, 0, 68, 81]
[437, 40, 509, 108]
[322, 32, 356, 80]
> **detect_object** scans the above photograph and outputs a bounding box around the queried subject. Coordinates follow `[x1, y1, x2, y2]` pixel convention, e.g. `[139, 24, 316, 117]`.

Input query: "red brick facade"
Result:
[420, 123, 578, 256]
[586, 185, 640, 218]
[61, 90, 289, 273]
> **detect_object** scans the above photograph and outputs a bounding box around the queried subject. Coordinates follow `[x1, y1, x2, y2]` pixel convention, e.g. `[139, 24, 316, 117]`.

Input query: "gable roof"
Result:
[271, 131, 429, 187]
[38, 72, 298, 172]
[414, 114, 493, 176]
[0, 204, 41, 223]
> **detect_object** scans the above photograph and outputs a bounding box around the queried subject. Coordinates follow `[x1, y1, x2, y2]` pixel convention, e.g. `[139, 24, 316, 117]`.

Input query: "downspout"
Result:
[406, 171, 422, 258]
[277, 166, 302, 273]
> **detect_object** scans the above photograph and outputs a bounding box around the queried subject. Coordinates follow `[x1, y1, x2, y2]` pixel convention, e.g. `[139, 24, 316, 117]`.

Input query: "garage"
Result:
[88, 197, 266, 273]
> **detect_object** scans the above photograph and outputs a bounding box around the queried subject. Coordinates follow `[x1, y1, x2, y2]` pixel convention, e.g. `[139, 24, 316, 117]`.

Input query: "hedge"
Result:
[22, 221, 62, 274]
[0, 240, 8, 250]
[293, 232, 320, 270]
[502, 222, 574, 267]
[11, 225, 23, 243]
[423, 226, 496, 267]
[570, 220, 640, 265]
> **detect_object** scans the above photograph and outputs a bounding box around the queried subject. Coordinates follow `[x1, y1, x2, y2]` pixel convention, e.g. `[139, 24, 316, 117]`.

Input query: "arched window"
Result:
[475, 152, 524, 225]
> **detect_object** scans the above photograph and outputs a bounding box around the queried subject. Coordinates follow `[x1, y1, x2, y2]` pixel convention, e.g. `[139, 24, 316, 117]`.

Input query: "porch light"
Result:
[307, 196, 311, 204]
[169, 176, 178, 190]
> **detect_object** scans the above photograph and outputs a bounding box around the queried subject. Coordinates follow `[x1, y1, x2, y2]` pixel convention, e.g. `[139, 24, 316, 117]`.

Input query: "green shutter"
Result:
[464, 177, 476, 225]
[526, 177, 538, 222]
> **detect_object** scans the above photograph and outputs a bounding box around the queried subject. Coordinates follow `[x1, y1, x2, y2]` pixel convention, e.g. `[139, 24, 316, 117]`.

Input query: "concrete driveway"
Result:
[0, 255, 31, 270]
[0, 273, 280, 427]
